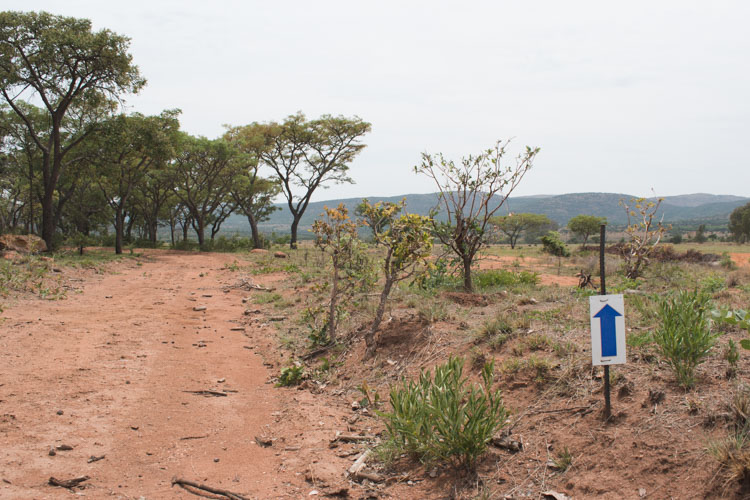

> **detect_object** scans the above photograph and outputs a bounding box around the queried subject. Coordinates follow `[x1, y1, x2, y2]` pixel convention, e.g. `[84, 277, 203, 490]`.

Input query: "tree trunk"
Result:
[125, 215, 135, 242]
[246, 214, 262, 249]
[196, 217, 205, 249]
[41, 189, 55, 251]
[365, 276, 394, 359]
[290, 216, 300, 249]
[169, 213, 176, 246]
[148, 220, 158, 244]
[114, 207, 124, 255]
[463, 256, 473, 293]
[328, 263, 339, 342]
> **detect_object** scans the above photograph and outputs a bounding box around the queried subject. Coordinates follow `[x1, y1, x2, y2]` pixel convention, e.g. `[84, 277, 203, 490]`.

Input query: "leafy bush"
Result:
[412, 256, 460, 291]
[379, 357, 507, 469]
[653, 290, 717, 388]
[540, 231, 570, 257]
[712, 308, 750, 349]
[276, 364, 304, 387]
[473, 269, 539, 289]
[701, 274, 726, 294]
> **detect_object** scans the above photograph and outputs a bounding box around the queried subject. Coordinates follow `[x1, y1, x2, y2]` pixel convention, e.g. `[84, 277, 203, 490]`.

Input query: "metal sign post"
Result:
[592, 224, 627, 420]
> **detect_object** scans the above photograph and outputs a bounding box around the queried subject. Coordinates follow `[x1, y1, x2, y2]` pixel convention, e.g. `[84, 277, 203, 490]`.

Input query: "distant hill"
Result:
[218, 192, 750, 236]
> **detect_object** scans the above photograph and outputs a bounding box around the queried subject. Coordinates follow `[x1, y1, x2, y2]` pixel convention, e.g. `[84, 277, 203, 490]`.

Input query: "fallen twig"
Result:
[301, 345, 332, 360]
[179, 435, 208, 441]
[529, 405, 595, 415]
[226, 277, 275, 292]
[171, 478, 249, 500]
[87, 455, 106, 463]
[333, 433, 377, 443]
[348, 449, 371, 476]
[352, 471, 384, 483]
[48, 476, 89, 489]
[183, 390, 228, 397]
[254, 435, 273, 447]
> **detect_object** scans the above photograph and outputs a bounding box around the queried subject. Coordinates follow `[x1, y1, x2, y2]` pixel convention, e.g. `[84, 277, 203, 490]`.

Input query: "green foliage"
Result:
[540, 231, 570, 257]
[276, 364, 304, 387]
[627, 331, 654, 348]
[725, 340, 740, 377]
[553, 446, 573, 472]
[312, 204, 374, 341]
[473, 269, 539, 290]
[567, 215, 606, 247]
[0, 11, 145, 248]
[653, 290, 717, 388]
[379, 357, 507, 469]
[721, 252, 738, 270]
[669, 232, 683, 244]
[415, 140, 539, 292]
[360, 200, 434, 356]
[412, 256, 460, 291]
[490, 213, 554, 249]
[712, 308, 750, 349]
[301, 306, 331, 347]
[700, 274, 726, 294]
[250, 113, 372, 247]
[729, 202, 750, 243]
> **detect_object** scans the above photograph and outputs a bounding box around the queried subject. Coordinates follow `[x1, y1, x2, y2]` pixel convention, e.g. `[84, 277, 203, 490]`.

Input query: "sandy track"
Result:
[0, 251, 284, 499]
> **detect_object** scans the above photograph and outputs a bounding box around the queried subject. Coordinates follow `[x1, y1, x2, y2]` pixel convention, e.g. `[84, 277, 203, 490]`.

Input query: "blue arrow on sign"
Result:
[594, 304, 622, 357]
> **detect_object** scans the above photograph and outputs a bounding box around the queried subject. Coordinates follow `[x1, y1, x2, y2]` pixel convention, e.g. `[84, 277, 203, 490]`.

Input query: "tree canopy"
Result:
[415, 140, 539, 292]
[567, 214, 607, 248]
[490, 213, 552, 249]
[729, 202, 750, 243]
[0, 11, 145, 248]
[251, 113, 371, 248]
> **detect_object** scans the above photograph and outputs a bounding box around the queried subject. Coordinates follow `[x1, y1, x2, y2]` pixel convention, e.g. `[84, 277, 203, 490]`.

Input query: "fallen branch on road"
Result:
[183, 390, 228, 397]
[171, 478, 249, 500]
[48, 476, 89, 489]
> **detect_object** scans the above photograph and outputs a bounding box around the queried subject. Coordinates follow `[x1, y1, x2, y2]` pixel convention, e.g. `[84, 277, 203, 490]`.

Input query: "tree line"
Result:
[0, 11, 370, 252]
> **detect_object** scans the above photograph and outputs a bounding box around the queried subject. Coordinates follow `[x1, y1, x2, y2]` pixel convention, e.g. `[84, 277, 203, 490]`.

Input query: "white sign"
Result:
[589, 294, 626, 366]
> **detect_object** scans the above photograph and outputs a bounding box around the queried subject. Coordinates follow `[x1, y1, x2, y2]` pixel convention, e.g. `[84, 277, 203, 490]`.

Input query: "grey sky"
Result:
[14, 0, 750, 201]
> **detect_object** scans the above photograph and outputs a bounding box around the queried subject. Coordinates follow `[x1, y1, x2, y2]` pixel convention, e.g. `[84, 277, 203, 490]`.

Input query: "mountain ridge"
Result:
[220, 192, 749, 235]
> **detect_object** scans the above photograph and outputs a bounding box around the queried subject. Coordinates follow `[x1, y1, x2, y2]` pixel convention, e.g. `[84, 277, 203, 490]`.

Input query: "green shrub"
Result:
[378, 357, 507, 469]
[721, 252, 738, 270]
[412, 256, 460, 291]
[276, 364, 304, 387]
[653, 290, 717, 388]
[540, 231, 570, 257]
[473, 269, 539, 290]
[701, 274, 726, 294]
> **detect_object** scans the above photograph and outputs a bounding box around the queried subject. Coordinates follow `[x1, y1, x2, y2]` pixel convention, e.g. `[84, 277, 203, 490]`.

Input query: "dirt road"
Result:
[0, 251, 287, 499]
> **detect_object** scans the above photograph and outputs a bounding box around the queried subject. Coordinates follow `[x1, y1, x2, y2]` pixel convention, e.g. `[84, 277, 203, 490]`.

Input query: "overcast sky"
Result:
[15, 1, 750, 201]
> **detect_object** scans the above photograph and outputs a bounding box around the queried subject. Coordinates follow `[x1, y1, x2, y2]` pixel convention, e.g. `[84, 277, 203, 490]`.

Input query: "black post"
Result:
[600, 224, 611, 420]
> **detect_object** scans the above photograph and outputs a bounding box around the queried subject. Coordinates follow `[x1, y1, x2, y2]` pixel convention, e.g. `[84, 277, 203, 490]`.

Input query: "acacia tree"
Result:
[0, 102, 44, 233]
[224, 125, 281, 249]
[415, 140, 539, 292]
[0, 11, 144, 249]
[490, 213, 552, 249]
[729, 202, 750, 243]
[171, 135, 239, 249]
[131, 165, 178, 245]
[567, 214, 607, 248]
[359, 200, 433, 358]
[255, 113, 371, 248]
[93, 111, 179, 253]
